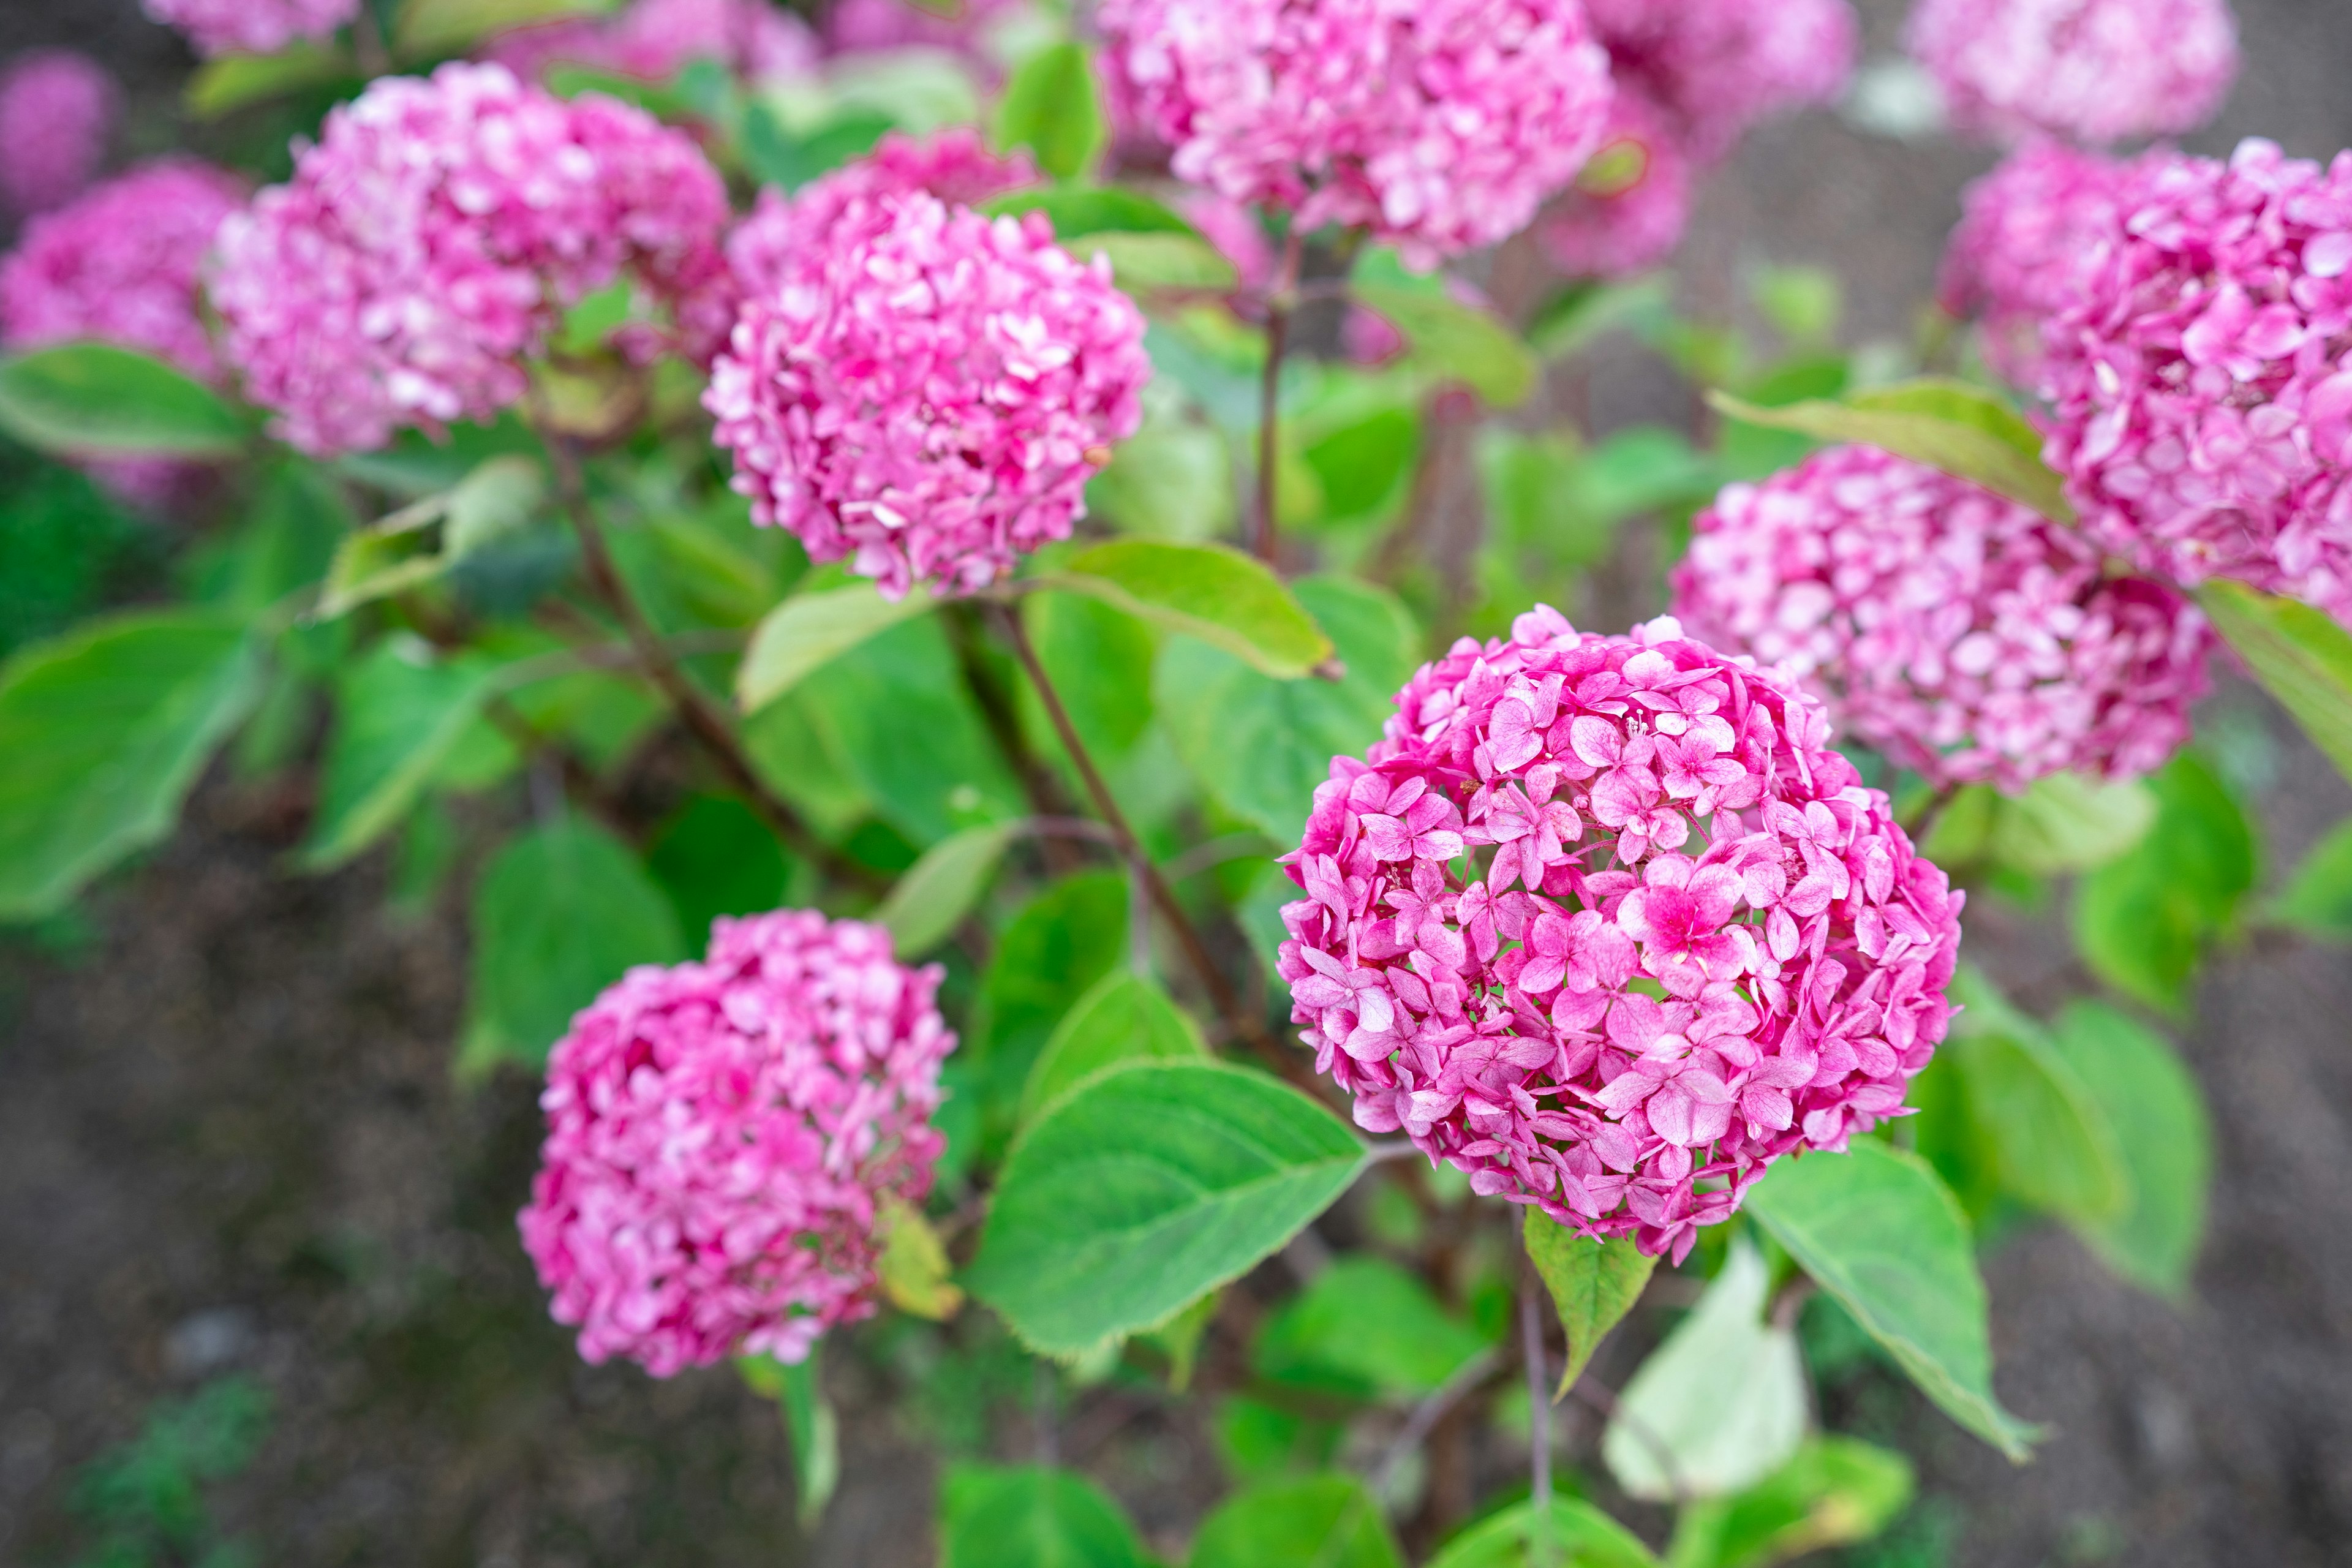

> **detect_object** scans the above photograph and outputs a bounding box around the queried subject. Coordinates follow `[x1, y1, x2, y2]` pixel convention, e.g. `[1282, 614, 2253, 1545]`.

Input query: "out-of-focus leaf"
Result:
[2275, 815, 2352, 937]
[1983, 772, 2158, 875]
[2073, 753, 2255, 1013]
[1046, 540, 1333, 679]
[1425, 1499, 1661, 1568]
[1604, 1241, 1807, 1501]
[300, 643, 497, 871]
[991, 42, 1106, 181]
[1945, 967, 2130, 1226]
[940, 1465, 1144, 1568]
[877, 1198, 964, 1320]
[0, 344, 247, 459]
[873, 821, 1019, 959]
[318, 455, 546, 619]
[2049, 1002, 2212, 1298]
[1091, 232, 1240, 292]
[1664, 1437, 1915, 1568]
[740, 1349, 840, 1528]
[186, 42, 351, 118]
[982, 186, 1193, 238]
[1020, 969, 1207, 1125]
[1253, 1254, 1491, 1402]
[2199, 578, 2352, 788]
[396, 0, 607, 55]
[1353, 282, 1539, 409]
[1526, 275, 1674, 361]
[966, 1061, 1366, 1358]
[1525, 1212, 1656, 1394]
[1087, 397, 1233, 542]
[741, 101, 896, 191]
[645, 794, 793, 948]
[1188, 1474, 1404, 1568]
[0, 611, 262, 920]
[960, 871, 1131, 1156]
[737, 581, 931, 713]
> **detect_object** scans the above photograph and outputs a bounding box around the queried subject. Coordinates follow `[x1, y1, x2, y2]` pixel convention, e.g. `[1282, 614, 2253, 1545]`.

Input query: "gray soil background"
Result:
[2, 2, 2350, 1565]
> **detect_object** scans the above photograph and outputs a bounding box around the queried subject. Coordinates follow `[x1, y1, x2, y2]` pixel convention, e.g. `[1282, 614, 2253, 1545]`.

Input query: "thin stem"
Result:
[997, 606, 1292, 1072]
[1521, 1275, 1556, 1568]
[1253, 230, 1306, 565]
[539, 432, 873, 888]
[1371, 1346, 1504, 1499]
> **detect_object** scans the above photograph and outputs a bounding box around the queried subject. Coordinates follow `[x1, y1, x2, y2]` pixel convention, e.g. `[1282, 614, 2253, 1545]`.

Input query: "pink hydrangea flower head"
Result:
[1278, 609, 1964, 1263]
[489, 0, 820, 88]
[519, 910, 956, 1376]
[143, 0, 361, 58]
[1583, 0, 1858, 165]
[1539, 90, 1694, 280]
[0, 51, 116, 216]
[1, 158, 242, 380]
[2038, 138, 2352, 622]
[211, 63, 732, 457]
[708, 192, 1151, 600]
[1096, 0, 1616, 265]
[1672, 447, 2212, 791]
[726, 127, 1039, 300]
[1906, 0, 2237, 146]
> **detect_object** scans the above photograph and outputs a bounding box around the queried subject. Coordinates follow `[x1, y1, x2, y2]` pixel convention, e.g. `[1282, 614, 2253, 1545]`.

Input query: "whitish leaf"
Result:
[1047, 540, 1333, 679]
[1604, 1241, 1807, 1501]
[1020, 969, 1207, 1125]
[1524, 1212, 1656, 1394]
[992, 42, 1106, 182]
[1188, 1475, 1404, 1568]
[2049, 1003, 2211, 1298]
[2198, 578, 2352, 788]
[1426, 1499, 1661, 1568]
[300, 644, 496, 871]
[1746, 1143, 2038, 1460]
[1665, 1437, 1915, 1568]
[940, 1464, 1145, 1568]
[0, 611, 262, 920]
[736, 579, 931, 713]
[0, 344, 247, 459]
[965, 1061, 1366, 1358]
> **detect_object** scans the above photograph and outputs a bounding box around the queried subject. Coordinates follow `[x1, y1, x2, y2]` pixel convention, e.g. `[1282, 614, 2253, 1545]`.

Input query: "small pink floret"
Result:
[1278, 609, 1964, 1264]
[519, 910, 956, 1377]
[1907, 0, 2238, 146]
[143, 0, 361, 58]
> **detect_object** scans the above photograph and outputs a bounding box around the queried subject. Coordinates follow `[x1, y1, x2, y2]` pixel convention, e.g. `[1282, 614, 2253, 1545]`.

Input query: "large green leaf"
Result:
[992, 42, 1106, 181]
[1020, 969, 1207, 1125]
[1524, 1212, 1657, 1393]
[1047, 540, 1334, 679]
[940, 1464, 1145, 1568]
[1352, 282, 1539, 409]
[2048, 1003, 2212, 1298]
[1604, 1241, 1806, 1501]
[982, 186, 1196, 239]
[0, 344, 247, 459]
[873, 821, 1020, 960]
[2198, 578, 2352, 786]
[739, 1350, 839, 1528]
[1664, 1438, 1915, 1568]
[1944, 968, 2129, 1226]
[646, 794, 794, 949]
[0, 611, 263, 920]
[736, 581, 932, 714]
[966, 1061, 1366, 1357]
[1156, 575, 1420, 842]
[1709, 379, 2071, 523]
[2072, 753, 2255, 1014]
[1425, 1499, 1660, 1568]
[1188, 1475, 1404, 1568]
[186, 42, 353, 118]
[461, 817, 686, 1071]
[2275, 815, 2352, 938]
[1020, 587, 1158, 766]
[395, 0, 604, 53]
[1745, 1144, 2038, 1460]
[299, 644, 497, 872]
[1253, 1255, 1493, 1401]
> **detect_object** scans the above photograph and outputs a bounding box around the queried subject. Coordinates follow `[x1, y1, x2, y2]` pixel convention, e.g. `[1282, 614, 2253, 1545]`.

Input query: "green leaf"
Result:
[1426, 1499, 1662, 1568]
[1020, 587, 1158, 766]
[1020, 969, 1208, 1125]
[877, 1197, 965, 1321]
[739, 1350, 840, 1529]
[1047, 540, 1334, 679]
[2275, 816, 2352, 937]
[966, 1061, 1366, 1358]
[186, 42, 352, 118]
[940, 1464, 1145, 1568]
[317, 456, 547, 619]
[1604, 1240, 1807, 1501]
[461, 817, 685, 1071]
[2198, 578, 2352, 786]
[0, 611, 263, 921]
[992, 42, 1107, 182]
[1352, 281, 1539, 409]
[2048, 1002, 2211, 1298]
[1091, 232, 1242, 292]
[874, 821, 1020, 959]
[982, 186, 1194, 238]
[1157, 575, 1419, 843]
[1188, 1475, 1404, 1568]
[1253, 1254, 1492, 1401]
[1745, 1142, 2038, 1460]
[1523, 1212, 1657, 1394]
[1708, 378, 2071, 524]
[645, 794, 793, 948]
[1664, 1437, 1915, 1568]
[2072, 753, 2255, 1013]
[299, 643, 497, 872]
[1526, 275, 1675, 361]
[1088, 401, 1234, 542]
[1983, 772, 2158, 875]
[736, 581, 931, 714]
[1945, 968, 2130, 1226]
[0, 344, 247, 459]
[741, 102, 897, 192]
[394, 0, 606, 54]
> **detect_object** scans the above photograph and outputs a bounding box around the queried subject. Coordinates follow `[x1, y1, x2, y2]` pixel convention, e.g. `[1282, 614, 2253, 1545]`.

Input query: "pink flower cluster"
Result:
[1672, 447, 2211, 791]
[708, 192, 1150, 600]
[1906, 0, 2237, 146]
[726, 128, 1038, 300]
[1539, 91, 1694, 280]
[1278, 608, 1962, 1262]
[1583, 0, 1859, 165]
[142, 0, 360, 58]
[519, 911, 956, 1376]
[1938, 138, 2139, 386]
[0, 51, 115, 217]
[1096, 0, 1616, 264]
[212, 63, 732, 457]
[489, 0, 820, 88]
[2038, 138, 2352, 622]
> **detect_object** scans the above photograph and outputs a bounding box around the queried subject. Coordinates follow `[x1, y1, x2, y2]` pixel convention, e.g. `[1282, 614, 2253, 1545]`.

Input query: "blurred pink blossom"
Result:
[826, 0, 1022, 55]
[1278, 608, 1962, 1263]
[0, 51, 116, 217]
[488, 0, 820, 88]
[1583, 0, 1858, 166]
[1907, 0, 2237, 146]
[519, 911, 955, 1376]
[1673, 446, 2212, 791]
[1539, 89, 1694, 279]
[709, 191, 1150, 600]
[143, 0, 361, 58]
[1937, 138, 2143, 386]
